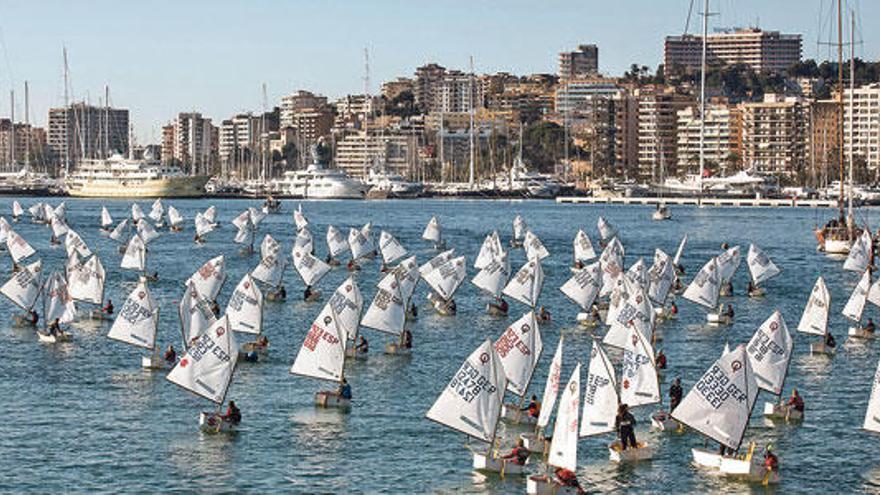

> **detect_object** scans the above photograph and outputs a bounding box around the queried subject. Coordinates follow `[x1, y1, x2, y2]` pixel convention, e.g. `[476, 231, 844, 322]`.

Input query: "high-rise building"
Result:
[664, 28, 802, 74]
[634, 86, 693, 181]
[613, 90, 639, 177]
[160, 112, 218, 174]
[676, 103, 740, 176]
[0, 121, 49, 168]
[740, 94, 808, 176]
[333, 94, 383, 131]
[558, 44, 599, 79]
[414, 63, 447, 112]
[808, 99, 841, 184]
[47, 103, 129, 170]
[219, 113, 261, 175]
[334, 131, 415, 179]
[844, 83, 880, 175]
[280, 90, 333, 147]
[433, 70, 482, 114]
[554, 79, 620, 114]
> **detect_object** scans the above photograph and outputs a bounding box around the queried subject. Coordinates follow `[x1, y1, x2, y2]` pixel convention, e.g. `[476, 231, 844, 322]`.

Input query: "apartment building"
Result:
[47, 103, 129, 169]
[664, 28, 801, 74]
[740, 94, 808, 176]
[558, 44, 599, 79]
[160, 112, 218, 174]
[844, 83, 880, 173]
[676, 103, 740, 176]
[634, 86, 694, 181]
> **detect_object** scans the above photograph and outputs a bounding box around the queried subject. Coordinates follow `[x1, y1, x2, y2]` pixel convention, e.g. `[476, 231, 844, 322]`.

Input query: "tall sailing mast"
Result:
[24, 81, 29, 170]
[363, 47, 371, 177]
[697, 0, 709, 203]
[836, 0, 845, 223]
[9, 90, 14, 168]
[468, 56, 476, 188]
[847, 8, 855, 224]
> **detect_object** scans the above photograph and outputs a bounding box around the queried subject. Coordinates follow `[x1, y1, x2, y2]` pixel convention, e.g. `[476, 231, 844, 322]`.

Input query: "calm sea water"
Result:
[0, 198, 878, 494]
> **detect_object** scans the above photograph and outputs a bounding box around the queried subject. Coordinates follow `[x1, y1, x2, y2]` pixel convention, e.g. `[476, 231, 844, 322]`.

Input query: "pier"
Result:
[556, 196, 837, 208]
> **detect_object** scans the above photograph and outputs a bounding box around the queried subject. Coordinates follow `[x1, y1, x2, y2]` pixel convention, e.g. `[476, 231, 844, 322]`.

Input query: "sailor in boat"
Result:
[401, 329, 413, 350]
[356, 335, 369, 355]
[102, 299, 114, 316]
[747, 281, 762, 298]
[672, 277, 683, 293]
[346, 260, 360, 272]
[669, 378, 683, 411]
[210, 300, 221, 316]
[303, 285, 321, 302]
[221, 400, 242, 427]
[721, 280, 734, 296]
[268, 285, 286, 301]
[325, 253, 341, 267]
[520, 395, 541, 421]
[194, 233, 204, 244]
[865, 318, 876, 335]
[336, 378, 353, 401]
[615, 404, 637, 450]
[16, 309, 39, 327]
[12, 261, 20, 273]
[763, 446, 779, 475]
[47, 318, 63, 338]
[553, 467, 586, 495]
[656, 349, 667, 370]
[669, 301, 678, 317]
[146, 270, 159, 282]
[824, 332, 837, 349]
[785, 389, 805, 418]
[573, 260, 584, 270]
[500, 438, 530, 467]
[537, 306, 551, 323]
[164, 345, 177, 365]
[407, 301, 418, 319]
[488, 296, 509, 316]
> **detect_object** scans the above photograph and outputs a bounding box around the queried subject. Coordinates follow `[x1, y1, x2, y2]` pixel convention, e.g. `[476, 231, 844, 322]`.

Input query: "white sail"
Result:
[120, 234, 147, 271]
[537, 337, 564, 429]
[523, 230, 550, 261]
[1, 259, 42, 310]
[109, 219, 130, 242]
[348, 227, 369, 260]
[166, 315, 238, 404]
[580, 340, 619, 437]
[626, 257, 648, 289]
[107, 277, 159, 350]
[560, 261, 602, 310]
[379, 230, 408, 265]
[844, 230, 873, 273]
[233, 219, 254, 246]
[326, 225, 349, 258]
[672, 344, 758, 450]
[716, 245, 741, 283]
[503, 258, 544, 307]
[746, 310, 792, 395]
[64, 229, 92, 258]
[100, 206, 113, 227]
[620, 325, 660, 406]
[598, 238, 625, 297]
[292, 249, 331, 287]
[604, 277, 654, 349]
[53, 202, 66, 221]
[549, 363, 580, 472]
[44, 271, 76, 324]
[0, 217, 8, 243]
[673, 234, 688, 266]
[42, 203, 53, 223]
[423, 256, 467, 301]
[178, 280, 218, 344]
[137, 219, 160, 244]
[361, 277, 406, 336]
[843, 269, 871, 322]
[66, 250, 83, 277]
[290, 302, 346, 382]
[798, 277, 829, 336]
[248, 206, 266, 227]
[12, 200, 23, 218]
[419, 248, 455, 277]
[186, 255, 226, 301]
[647, 249, 675, 305]
[203, 205, 217, 224]
[682, 257, 721, 309]
[360, 222, 374, 250]
[231, 210, 251, 231]
[50, 217, 69, 238]
[260, 234, 281, 259]
[131, 203, 146, 222]
[226, 274, 263, 335]
[328, 276, 364, 340]
[865, 358, 880, 433]
[251, 254, 287, 288]
[746, 244, 780, 285]
[597, 216, 616, 241]
[6, 229, 35, 263]
[493, 311, 543, 396]
[149, 198, 164, 222]
[513, 215, 527, 242]
[474, 232, 503, 269]
[68, 255, 105, 305]
[293, 204, 308, 231]
[574, 229, 597, 262]
[194, 212, 215, 236]
[471, 255, 510, 298]
[379, 255, 420, 302]
[422, 216, 442, 243]
[167, 205, 183, 227]
[425, 339, 507, 443]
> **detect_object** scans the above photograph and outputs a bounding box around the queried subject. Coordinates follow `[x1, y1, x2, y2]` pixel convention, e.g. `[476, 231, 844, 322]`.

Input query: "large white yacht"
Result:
[273, 150, 369, 200]
[364, 164, 423, 198]
[499, 158, 562, 198]
[65, 152, 208, 198]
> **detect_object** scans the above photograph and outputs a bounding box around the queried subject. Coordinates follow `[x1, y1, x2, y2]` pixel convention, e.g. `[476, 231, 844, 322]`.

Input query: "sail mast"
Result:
[837, 0, 845, 221]
[698, 0, 708, 203]
[847, 9, 855, 221]
[468, 55, 475, 188]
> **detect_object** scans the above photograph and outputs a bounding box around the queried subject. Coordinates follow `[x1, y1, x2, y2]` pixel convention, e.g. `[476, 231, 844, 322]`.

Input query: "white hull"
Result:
[652, 210, 671, 221]
[527, 476, 579, 495]
[810, 342, 836, 355]
[823, 238, 852, 255]
[38, 331, 71, 344]
[315, 391, 351, 409]
[141, 354, 169, 370]
[344, 347, 368, 361]
[472, 452, 526, 475]
[576, 312, 599, 328]
[67, 176, 209, 198]
[748, 287, 766, 298]
[762, 402, 803, 421]
[240, 341, 269, 360]
[501, 403, 538, 425]
[651, 410, 680, 431]
[519, 432, 548, 453]
[691, 448, 780, 484]
[384, 342, 412, 355]
[199, 411, 236, 433]
[707, 313, 731, 325]
[608, 441, 653, 462]
[848, 326, 876, 339]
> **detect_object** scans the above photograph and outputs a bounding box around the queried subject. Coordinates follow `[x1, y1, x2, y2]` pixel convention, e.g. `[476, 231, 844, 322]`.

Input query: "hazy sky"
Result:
[0, 0, 874, 143]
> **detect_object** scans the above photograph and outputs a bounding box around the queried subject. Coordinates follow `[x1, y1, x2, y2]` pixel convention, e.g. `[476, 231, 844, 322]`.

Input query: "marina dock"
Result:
[556, 196, 837, 208]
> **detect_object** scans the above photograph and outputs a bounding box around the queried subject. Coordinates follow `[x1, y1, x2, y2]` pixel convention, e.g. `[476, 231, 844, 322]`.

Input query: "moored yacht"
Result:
[501, 158, 562, 198]
[365, 166, 423, 198]
[65, 152, 209, 198]
[273, 148, 369, 200]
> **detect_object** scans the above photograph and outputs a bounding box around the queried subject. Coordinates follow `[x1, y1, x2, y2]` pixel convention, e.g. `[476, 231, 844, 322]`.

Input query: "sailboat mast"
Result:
[837, 0, 845, 220]
[468, 55, 475, 188]
[698, 0, 708, 202]
[24, 81, 29, 169]
[9, 90, 14, 168]
[363, 47, 370, 177]
[63, 48, 70, 176]
[104, 85, 110, 158]
[847, 9, 855, 220]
